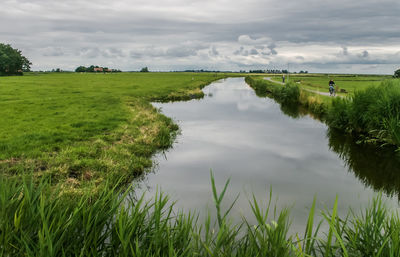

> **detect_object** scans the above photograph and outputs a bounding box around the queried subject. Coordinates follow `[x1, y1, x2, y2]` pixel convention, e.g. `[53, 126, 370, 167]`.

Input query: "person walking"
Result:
[329, 79, 336, 96]
[282, 74, 285, 83]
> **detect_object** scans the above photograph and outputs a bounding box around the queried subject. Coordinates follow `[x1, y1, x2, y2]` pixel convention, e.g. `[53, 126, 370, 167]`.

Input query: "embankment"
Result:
[245, 76, 400, 150]
[0, 73, 229, 193]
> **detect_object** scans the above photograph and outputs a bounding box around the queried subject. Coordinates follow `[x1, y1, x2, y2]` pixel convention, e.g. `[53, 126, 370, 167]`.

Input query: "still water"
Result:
[135, 77, 400, 232]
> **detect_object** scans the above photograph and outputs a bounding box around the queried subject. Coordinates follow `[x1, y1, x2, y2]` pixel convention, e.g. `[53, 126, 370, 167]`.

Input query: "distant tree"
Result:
[75, 65, 121, 73]
[75, 66, 86, 72]
[87, 65, 95, 72]
[140, 67, 149, 72]
[395, 69, 400, 78]
[249, 70, 265, 73]
[0, 43, 31, 75]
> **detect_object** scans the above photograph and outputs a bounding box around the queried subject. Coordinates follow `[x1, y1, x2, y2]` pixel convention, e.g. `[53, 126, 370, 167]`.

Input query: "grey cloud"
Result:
[209, 46, 219, 56]
[305, 52, 400, 65]
[130, 42, 209, 59]
[233, 47, 242, 55]
[1, 0, 399, 73]
[234, 46, 245, 56]
[360, 50, 369, 58]
[234, 46, 264, 56]
[342, 47, 349, 56]
[130, 47, 165, 58]
[78, 47, 125, 59]
[238, 35, 271, 45]
[166, 46, 197, 57]
[250, 49, 259, 55]
[267, 43, 278, 55]
[79, 48, 101, 58]
[42, 47, 64, 56]
[165, 42, 209, 57]
[102, 48, 126, 58]
[259, 43, 278, 56]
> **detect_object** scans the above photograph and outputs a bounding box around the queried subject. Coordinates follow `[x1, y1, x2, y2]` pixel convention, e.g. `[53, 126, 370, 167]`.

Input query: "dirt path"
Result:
[264, 77, 285, 85]
[303, 88, 332, 96]
[263, 77, 340, 97]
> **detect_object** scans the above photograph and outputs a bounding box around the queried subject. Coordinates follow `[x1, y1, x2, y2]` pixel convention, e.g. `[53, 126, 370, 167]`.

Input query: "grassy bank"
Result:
[269, 73, 391, 96]
[327, 80, 400, 146]
[245, 76, 330, 119]
[245, 76, 400, 149]
[0, 72, 229, 192]
[1, 173, 399, 257]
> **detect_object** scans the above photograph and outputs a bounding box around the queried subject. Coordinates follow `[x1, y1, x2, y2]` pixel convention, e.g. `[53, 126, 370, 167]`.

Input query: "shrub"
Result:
[275, 82, 300, 105]
[326, 97, 353, 131]
[394, 68, 400, 78]
[327, 80, 400, 145]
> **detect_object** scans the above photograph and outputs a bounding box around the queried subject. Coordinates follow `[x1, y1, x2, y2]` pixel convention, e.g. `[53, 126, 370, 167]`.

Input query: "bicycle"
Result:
[329, 85, 335, 96]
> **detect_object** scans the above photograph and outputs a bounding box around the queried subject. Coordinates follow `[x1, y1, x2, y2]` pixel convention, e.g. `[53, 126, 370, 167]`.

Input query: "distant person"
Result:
[282, 75, 285, 83]
[329, 79, 335, 96]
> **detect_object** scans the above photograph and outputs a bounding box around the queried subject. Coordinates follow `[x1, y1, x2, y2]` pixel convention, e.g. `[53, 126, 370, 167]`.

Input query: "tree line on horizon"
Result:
[1, 43, 400, 77]
[75, 65, 122, 73]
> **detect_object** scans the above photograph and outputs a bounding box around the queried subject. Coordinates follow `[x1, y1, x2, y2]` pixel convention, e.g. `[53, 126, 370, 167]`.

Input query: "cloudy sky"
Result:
[1, 0, 400, 74]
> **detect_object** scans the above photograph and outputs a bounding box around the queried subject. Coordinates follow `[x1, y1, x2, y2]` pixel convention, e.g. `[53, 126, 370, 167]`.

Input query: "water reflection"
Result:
[135, 77, 399, 233]
[328, 128, 400, 200]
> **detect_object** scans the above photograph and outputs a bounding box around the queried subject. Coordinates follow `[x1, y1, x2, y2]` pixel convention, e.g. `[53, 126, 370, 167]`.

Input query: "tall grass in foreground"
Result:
[1, 173, 400, 256]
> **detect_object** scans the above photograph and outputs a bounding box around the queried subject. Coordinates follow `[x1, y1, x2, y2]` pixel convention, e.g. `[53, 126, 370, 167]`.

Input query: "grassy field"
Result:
[0, 72, 229, 192]
[270, 73, 392, 96]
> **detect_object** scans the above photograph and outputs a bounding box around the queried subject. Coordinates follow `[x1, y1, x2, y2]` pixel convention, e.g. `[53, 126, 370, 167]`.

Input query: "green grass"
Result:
[246, 75, 400, 149]
[0, 72, 229, 191]
[1, 172, 399, 256]
[327, 80, 400, 146]
[269, 73, 391, 96]
[245, 76, 330, 119]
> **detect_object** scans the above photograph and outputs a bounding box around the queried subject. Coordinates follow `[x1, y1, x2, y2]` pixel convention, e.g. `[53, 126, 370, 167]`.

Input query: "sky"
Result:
[1, 0, 400, 74]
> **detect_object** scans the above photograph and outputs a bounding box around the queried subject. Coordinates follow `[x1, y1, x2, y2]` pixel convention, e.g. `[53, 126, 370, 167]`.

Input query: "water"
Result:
[134, 77, 400, 233]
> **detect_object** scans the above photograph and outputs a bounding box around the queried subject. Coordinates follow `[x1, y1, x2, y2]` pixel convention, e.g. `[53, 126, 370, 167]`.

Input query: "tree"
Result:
[0, 43, 31, 75]
[140, 67, 149, 72]
[395, 69, 400, 78]
[75, 66, 87, 72]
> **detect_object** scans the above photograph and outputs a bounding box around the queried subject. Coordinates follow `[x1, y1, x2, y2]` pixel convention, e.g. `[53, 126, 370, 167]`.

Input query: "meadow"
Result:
[0, 72, 229, 192]
[270, 74, 392, 96]
[2, 72, 400, 256]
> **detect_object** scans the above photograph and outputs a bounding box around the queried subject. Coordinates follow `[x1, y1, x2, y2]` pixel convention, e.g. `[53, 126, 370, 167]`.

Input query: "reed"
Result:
[1, 173, 398, 256]
[328, 79, 400, 148]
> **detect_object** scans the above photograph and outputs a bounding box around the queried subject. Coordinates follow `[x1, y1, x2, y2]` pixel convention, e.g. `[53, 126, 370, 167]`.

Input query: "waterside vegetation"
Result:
[245, 76, 400, 150]
[1, 173, 399, 257]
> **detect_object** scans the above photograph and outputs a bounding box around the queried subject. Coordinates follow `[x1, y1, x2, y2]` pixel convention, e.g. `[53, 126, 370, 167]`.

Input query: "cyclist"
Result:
[329, 79, 336, 96]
